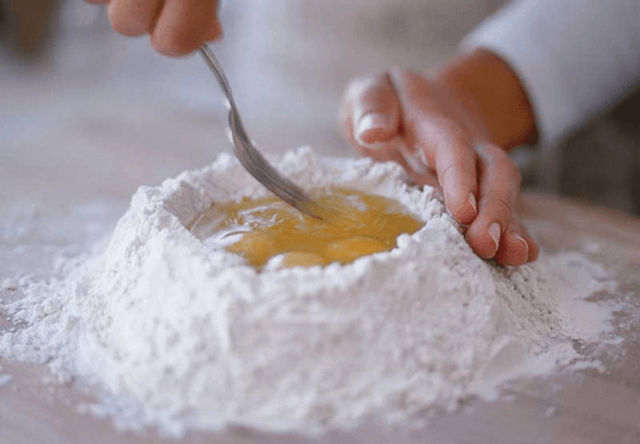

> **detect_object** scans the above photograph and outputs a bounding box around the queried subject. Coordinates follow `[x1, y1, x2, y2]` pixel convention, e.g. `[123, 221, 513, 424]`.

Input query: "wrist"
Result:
[434, 49, 537, 150]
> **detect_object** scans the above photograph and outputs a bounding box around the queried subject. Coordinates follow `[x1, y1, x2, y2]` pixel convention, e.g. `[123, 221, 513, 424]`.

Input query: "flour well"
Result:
[0, 148, 615, 436]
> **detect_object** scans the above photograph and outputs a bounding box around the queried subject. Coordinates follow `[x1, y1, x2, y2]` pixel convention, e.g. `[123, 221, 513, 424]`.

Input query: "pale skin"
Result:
[341, 50, 540, 266]
[85, 0, 222, 56]
[89, 0, 539, 266]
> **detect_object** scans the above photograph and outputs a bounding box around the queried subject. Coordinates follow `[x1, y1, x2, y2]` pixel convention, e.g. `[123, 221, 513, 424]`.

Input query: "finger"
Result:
[432, 133, 478, 225]
[396, 152, 439, 187]
[466, 143, 521, 259]
[342, 108, 438, 187]
[108, 0, 162, 36]
[390, 69, 478, 225]
[343, 123, 439, 187]
[151, 0, 222, 56]
[342, 113, 399, 162]
[494, 222, 530, 266]
[340, 76, 401, 162]
[85, 0, 109, 4]
[511, 220, 539, 262]
[524, 235, 539, 262]
[395, 140, 439, 187]
[344, 74, 401, 145]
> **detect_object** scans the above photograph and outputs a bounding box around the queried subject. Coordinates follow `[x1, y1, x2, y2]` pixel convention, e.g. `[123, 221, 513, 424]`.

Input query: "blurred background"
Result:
[1, 0, 639, 214]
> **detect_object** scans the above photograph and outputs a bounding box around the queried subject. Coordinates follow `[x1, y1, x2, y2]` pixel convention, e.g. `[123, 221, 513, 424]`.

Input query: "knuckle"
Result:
[343, 79, 369, 107]
[392, 67, 421, 84]
[476, 142, 503, 162]
[449, 131, 473, 151]
[487, 147, 520, 180]
[108, 8, 147, 36]
[501, 158, 521, 184]
[345, 78, 365, 95]
[348, 74, 385, 96]
[489, 196, 513, 218]
[151, 31, 194, 56]
[347, 73, 392, 105]
[436, 136, 474, 165]
[433, 118, 471, 149]
[389, 67, 406, 80]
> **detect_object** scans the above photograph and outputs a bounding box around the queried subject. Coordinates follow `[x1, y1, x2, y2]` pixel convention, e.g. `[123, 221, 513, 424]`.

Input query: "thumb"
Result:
[346, 73, 401, 146]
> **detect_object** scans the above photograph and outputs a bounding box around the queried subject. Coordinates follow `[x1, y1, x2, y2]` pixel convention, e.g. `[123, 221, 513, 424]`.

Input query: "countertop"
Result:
[2, 5, 639, 439]
[1, 192, 639, 444]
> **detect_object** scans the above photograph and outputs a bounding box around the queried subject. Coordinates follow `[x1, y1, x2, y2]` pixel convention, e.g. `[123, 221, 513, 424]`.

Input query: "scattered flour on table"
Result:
[2, 278, 18, 291]
[0, 148, 617, 436]
[0, 373, 12, 386]
[0, 364, 11, 386]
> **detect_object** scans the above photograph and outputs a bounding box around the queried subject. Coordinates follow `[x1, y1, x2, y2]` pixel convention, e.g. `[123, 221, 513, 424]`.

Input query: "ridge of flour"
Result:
[0, 147, 616, 436]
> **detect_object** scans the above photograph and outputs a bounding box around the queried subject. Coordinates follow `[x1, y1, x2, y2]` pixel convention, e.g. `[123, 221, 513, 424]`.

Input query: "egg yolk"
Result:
[190, 188, 422, 268]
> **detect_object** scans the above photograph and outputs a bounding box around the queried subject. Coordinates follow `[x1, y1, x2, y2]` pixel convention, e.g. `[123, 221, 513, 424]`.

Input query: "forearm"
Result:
[435, 49, 537, 151]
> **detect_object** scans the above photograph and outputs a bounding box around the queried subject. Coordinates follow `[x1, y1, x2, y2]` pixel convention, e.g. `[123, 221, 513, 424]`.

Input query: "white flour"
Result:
[0, 148, 615, 436]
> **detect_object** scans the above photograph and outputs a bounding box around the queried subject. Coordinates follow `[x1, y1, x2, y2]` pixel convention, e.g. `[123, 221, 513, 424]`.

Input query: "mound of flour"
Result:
[0, 147, 614, 435]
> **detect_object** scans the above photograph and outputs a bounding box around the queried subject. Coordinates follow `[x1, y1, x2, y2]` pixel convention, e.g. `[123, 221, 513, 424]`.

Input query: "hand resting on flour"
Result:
[85, 0, 640, 267]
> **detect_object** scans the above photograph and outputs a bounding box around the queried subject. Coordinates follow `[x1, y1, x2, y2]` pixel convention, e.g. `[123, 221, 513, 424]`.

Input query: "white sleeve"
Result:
[463, 0, 640, 146]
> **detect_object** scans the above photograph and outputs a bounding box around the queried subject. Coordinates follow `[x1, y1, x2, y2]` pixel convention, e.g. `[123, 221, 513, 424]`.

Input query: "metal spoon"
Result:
[199, 44, 325, 219]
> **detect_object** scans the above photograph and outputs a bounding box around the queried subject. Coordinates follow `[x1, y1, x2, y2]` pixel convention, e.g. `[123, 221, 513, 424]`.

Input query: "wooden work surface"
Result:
[1, 192, 639, 444]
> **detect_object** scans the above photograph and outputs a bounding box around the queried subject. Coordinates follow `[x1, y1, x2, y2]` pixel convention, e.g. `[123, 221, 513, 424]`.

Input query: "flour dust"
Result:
[0, 148, 617, 436]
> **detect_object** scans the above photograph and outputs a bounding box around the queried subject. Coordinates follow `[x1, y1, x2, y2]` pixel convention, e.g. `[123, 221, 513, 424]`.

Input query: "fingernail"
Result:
[356, 113, 393, 144]
[488, 222, 501, 250]
[468, 193, 477, 216]
[512, 232, 529, 250]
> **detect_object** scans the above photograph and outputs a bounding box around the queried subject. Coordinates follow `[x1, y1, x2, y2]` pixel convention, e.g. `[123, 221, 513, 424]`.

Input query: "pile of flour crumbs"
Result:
[0, 147, 614, 436]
